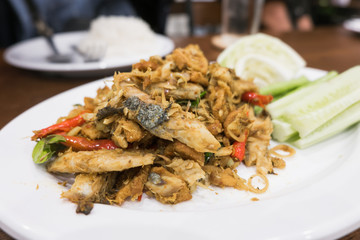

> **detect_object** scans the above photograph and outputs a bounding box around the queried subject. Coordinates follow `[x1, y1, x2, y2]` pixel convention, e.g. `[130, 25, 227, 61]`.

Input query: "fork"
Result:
[25, 0, 73, 63]
[73, 39, 107, 62]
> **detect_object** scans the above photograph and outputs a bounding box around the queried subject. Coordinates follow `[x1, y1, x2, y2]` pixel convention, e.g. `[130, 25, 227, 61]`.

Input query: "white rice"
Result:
[78, 16, 157, 58]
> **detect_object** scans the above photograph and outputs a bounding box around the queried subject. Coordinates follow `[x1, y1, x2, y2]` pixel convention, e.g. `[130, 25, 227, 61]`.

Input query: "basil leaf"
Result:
[47, 135, 66, 144]
[32, 135, 66, 164]
[32, 139, 46, 163]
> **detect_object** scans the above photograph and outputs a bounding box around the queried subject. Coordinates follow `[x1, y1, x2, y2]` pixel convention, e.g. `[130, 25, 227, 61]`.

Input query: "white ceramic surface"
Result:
[1, 68, 360, 240]
[3, 31, 174, 77]
[343, 18, 360, 34]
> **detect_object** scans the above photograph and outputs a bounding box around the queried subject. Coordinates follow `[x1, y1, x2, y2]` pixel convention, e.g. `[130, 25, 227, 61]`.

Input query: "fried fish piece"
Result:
[145, 166, 192, 204]
[167, 44, 208, 75]
[146, 82, 204, 100]
[98, 80, 221, 153]
[166, 158, 205, 191]
[115, 165, 151, 205]
[164, 140, 205, 166]
[62, 172, 117, 214]
[246, 116, 274, 175]
[47, 149, 155, 173]
[202, 165, 248, 190]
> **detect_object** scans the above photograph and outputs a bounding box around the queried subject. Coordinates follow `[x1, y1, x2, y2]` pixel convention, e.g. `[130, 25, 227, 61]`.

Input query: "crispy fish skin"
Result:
[47, 149, 155, 173]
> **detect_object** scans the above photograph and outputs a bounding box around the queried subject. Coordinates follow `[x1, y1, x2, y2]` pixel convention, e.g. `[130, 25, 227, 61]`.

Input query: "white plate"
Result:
[343, 18, 360, 34]
[3, 31, 174, 77]
[1, 68, 360, 240]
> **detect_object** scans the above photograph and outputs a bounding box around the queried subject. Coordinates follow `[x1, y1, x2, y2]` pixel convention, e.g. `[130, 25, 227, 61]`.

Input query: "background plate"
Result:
[3, 31, 174, 77]
[343, 18, 360, 34]
[1, 68, 360, 240]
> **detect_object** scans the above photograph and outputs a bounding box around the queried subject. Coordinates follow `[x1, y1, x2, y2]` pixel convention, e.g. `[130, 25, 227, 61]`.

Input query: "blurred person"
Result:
[0, 0, 172, 48]
[262, 0, 313, 33]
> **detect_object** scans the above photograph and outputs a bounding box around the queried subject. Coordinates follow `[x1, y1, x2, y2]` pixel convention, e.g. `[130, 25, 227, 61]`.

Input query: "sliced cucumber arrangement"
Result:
[265, 66, 360, 148]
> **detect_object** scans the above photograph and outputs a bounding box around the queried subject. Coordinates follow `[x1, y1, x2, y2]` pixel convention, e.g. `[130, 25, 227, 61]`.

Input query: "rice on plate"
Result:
[77, 16, 157, 59]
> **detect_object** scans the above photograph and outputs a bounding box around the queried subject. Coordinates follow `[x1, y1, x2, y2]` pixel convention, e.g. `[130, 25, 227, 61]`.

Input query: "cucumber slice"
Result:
[266, 71, 338, 118]
[271, 119, 298, 142]
[259, 75, 310, 97]
[283, 66, 360, 137]
[292, 101, 360, 149]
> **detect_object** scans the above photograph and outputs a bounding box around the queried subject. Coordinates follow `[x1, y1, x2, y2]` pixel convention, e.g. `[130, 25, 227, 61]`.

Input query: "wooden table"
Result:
[0, 26, 359, 240]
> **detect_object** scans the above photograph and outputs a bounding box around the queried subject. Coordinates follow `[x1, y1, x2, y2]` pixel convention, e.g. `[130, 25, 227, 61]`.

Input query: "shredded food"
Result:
[247, 174, 269, 194]
[31, 45, 294, 214]
[269, 144, 296, 158]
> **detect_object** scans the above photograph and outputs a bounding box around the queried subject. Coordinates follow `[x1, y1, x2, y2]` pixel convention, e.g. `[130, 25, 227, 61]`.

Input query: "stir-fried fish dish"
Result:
[31, 45, 294, 214]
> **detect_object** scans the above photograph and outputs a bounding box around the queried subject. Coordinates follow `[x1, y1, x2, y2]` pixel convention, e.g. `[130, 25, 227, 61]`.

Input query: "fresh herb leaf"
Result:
[46, 134, 66, 144]
[191, 90, 207, 108]
[177, 91, 207, 108]
[191, 98, 201, 108]
[32, 135, 66, 164]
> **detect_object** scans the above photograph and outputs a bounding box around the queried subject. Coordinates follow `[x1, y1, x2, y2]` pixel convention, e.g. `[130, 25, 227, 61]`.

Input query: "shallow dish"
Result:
[343, 18, 360, 34]
[1, 68, 360, 240]
[3, 31, 174, 77]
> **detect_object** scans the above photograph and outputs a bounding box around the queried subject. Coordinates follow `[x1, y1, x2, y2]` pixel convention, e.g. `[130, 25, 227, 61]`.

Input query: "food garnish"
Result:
[32, 135, 66, 164]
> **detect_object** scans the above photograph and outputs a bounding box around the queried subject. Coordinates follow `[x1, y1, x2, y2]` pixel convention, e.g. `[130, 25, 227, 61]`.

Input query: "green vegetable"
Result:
[177, 91, 207, 108]
[291, 101, 360, 148]
[269, 66, 360, 148]
[282, 67, 360, 137]
[199, 91, 207, 98]
[271, 119, 297, 142]
[266, 71, 338, 119]
[32, 135, 66, 164]
[259, 75, 310, 97]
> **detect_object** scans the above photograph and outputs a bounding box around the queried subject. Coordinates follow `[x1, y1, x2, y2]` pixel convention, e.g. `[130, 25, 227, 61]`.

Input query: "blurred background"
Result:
[1, 0, 360, 47]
